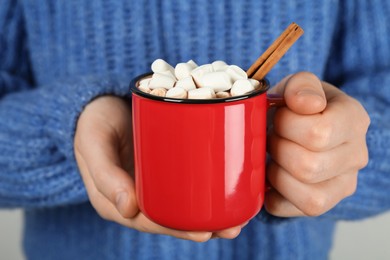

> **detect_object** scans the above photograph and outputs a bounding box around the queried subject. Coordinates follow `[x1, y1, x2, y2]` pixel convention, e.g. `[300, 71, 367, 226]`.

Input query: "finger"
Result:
[267, 132, 368, 183]
[272, 82, 366, 151]
[119, 213, 213, 243]
[264, 189, 305, 217]
[75, 149, 127, 221]
[75, 148, 106, 208]
[75, 127, 138, 218]
[212, 226, 242, 239]
[267, 162, 358, 217]
[269, 72, 327, 115]
[76, 154, 213, 243]
[272, 107, 340, 152]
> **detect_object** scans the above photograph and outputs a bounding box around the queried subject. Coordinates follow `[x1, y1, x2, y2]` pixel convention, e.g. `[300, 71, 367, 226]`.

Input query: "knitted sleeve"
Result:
[0, 0, 32, 97]
[322, 0, 390, 220]
[0, 1, 130, 208]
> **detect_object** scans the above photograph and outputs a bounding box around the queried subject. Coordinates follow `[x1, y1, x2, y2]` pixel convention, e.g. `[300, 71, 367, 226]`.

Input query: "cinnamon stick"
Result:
[247, 23, 304, 80]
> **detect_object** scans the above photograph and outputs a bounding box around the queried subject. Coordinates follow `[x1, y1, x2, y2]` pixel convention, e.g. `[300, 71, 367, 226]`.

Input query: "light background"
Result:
[1, 209, 390, 259]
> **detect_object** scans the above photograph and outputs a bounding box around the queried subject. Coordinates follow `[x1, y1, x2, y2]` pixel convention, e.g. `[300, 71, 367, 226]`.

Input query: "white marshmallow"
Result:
[150, 87, 167, 97]
[190, 64, 214, 87]
[188, 88, 216, 99]
[159, 70, 177, 79]
[166, 87, 188, 99]
[175, 62, 197, 80]
[200, 71, 233, 92]
[175, 76, 196, 91]
[187, 59, 198, 67]
[138, 84, 151, 93]
[230, 79, 255, 96]
[248, 78, 260, 89]
[212, 60, 228, 71]
[149, 73, 176, 89]
[139, 77, 152, 86]
[151, 59, 175, 74]
[225, 65, 248, 82]
[216, 91, 231, 98]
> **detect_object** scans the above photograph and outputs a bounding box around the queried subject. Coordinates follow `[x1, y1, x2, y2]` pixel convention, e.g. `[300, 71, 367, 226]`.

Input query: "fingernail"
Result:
[116, 191, 128, 216]
[297, 89, 323, 98]
[297, 89, 317, 96]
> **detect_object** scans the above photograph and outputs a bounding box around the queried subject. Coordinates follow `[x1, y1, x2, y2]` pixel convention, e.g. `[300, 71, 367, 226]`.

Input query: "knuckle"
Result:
[307, 120, 332, 151]
[293, 154, 324, 183]
[358, 146, 370, 169]
[352, 98, 371, 130]
[362, 111, 371, 129]
[302, 191, 328, 217]
[349, 142, 369, 171]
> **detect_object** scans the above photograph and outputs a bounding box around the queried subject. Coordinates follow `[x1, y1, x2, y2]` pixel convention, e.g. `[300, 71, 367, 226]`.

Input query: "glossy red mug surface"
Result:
[131, 73, 278, 231]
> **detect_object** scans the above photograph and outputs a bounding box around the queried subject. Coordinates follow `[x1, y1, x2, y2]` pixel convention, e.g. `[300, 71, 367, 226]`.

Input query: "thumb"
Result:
[75, 113, 139, 219]
[270, 72, 327, 115]
[77, 133, 139, 219]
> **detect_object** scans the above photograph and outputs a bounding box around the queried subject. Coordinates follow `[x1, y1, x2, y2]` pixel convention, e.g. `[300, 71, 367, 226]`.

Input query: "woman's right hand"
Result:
[74, 96, 243, 242]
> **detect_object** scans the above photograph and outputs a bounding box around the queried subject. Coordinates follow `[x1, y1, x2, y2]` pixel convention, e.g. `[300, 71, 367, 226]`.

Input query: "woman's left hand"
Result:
[265, 72, 370, 217]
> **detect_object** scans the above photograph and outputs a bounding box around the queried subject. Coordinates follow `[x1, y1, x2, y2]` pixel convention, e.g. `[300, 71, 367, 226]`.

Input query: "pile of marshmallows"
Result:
[138, 59, 263, 99]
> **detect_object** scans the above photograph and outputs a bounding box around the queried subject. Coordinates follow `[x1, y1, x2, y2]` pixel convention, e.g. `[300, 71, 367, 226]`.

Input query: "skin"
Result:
[265, 72, 370, 216]
[74, 72, 370, 241]
[74, 96, 241, 242]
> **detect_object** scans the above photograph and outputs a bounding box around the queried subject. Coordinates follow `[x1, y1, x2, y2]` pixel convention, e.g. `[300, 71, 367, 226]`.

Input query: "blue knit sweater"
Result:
[1, 1, 390, 259]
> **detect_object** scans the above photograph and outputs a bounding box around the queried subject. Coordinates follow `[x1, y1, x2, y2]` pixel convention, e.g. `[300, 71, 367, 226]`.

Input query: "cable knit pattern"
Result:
[1, 0, 390, 259]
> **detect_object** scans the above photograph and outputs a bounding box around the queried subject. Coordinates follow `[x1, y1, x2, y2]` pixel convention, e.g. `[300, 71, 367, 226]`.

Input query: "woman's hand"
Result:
[74, 96, 242, 242]
[265, 72, 370, 217]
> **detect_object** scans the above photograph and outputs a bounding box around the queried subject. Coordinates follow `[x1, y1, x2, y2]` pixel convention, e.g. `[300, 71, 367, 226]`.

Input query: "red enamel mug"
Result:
[130, 73, 282, 231]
